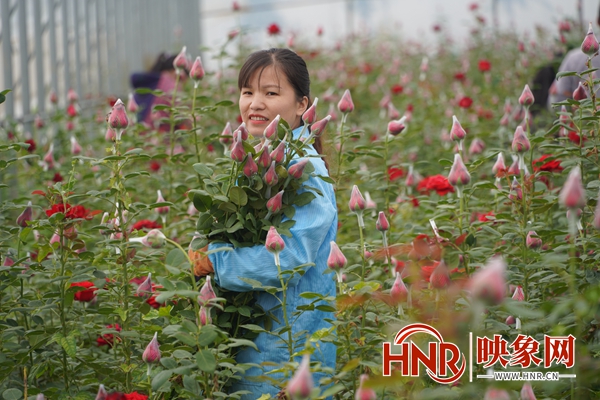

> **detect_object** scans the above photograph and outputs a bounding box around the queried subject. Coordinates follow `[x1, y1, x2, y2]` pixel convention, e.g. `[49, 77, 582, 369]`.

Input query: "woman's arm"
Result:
[209, 158, 336, 292]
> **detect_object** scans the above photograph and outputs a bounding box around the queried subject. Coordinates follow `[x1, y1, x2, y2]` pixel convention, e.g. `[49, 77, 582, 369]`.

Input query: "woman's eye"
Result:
[242, 91, 252, 95]
[267, 92, 278, 96]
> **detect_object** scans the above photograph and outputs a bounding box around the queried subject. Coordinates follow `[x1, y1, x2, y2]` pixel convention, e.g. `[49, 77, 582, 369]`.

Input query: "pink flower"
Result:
[67, 88, 79, 103]
[264, 161, 279, 186]
[518, 84, 535, 106]
[302, 97, 318, 124]
[198, 275, 217, 307]
[230, 138, 246, 162]
[288, 159, 310, 179]
[581, 22, 599, 57]
[511, 125, 530, 153]
[130, 229, 167, 248]
[243, 155, 258, 177]
[510, 176, 522, 200]
[388, 116, 406, 136]
[526, 231, 542, 249]
[512, 285, 525, 301]
[376, 211, 389, 232]
[469, 138, 485, 155]
[521, 382, 537, 400]
[136, 273, 153, 298]
[270, 140, 286, 164]
[450, 115, 466, 141]
[287, 354, 313, 399]
[43, 144, 55, 169]
[49, 91, 58, 104]
[594, 192, 600, 230]
[573, 82, 587, 101]
[448, 153, 471, 186]
[173, 46, 189, 71]
[266, 190, 284, 213]
[264, 115, 280, 140]
[483, 388, 510, 400]
[265, 226, 285, 254]
[236, 122, 249, 141]
[458, 96, 473, 108]
[349, 185, 366, 212]
[220, 122, 233, 146]
[155, 190, 170, 215]
[327, 241, 347, 269]
[337, 89, 354, 114]
[108, 99, 129, 130]
[105, 128, 116, 142]
[16, 201, 33, 227]
[469, 256, 507, 305]
[311, 115, 331, 137]
[355, 374, 377, 400]
[127, 93, 138, 113]
[430, 260, 451, 289]
[199, 306, 212, 326]
[390, 273, 408, 303]
[559, 166, 586, 209]
[142, 332, 161, 364]
[257, 144, 272, 168]
[189, 56, 205, 81]
[95, 384, 108, 400]
[70, 135, 82, 155]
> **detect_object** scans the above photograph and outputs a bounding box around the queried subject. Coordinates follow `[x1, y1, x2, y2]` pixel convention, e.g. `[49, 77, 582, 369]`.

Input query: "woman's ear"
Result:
[296, 96, 309, 117]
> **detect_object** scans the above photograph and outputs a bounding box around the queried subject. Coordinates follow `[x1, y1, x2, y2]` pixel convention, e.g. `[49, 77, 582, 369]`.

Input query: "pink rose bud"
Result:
[265, 226, 285, 254]
[16, 201, 33, 227]
[287, 354, 313, 400]
[35, 115, 45, 129]
[264, 114, 281, 140]
[518, 84, 535, 106]
[198, 275, 217, 307]
[43, 143, 55, 168]
[105, 128, 116, 142]
[594, 193, 600, 230]
[390, 273, 408, 303]
[376, 211, 389, 232]
[469, 256, 507, 306]
[388, 116, 407, 136]
[243, 155, 259, 177]
[257, 144, 272, 168]
[130, 229, 167, 248]
[95, 384, 108, 400]
[173, 46, 189, 71]
[142, 332, 161, 364]
[36, 394, 45, 400]
[220, 122, 233, 145]
[199, 306, 212, 326]
[230, 138, 246, 163]
[327, 241, 347, 269]
[508, 156, 520, 175]
[349, 185, 366, 212]
[127, 92, 138, 113]
[49, 90, 58, 104]
[520, 382, 537, 400]
[506, 315, 516, 325]
[136, 273, 153, 298]
[70, 135, 82, 155]
[469, 138, 485, 155]
[573, 82, 587, 101]
[302, 97, 318, 124]
[66, 121, 75, 131]
[559, 105, 569, 124]
[288, 159, 310, 179]
[190, 56, 205, 81]
[484, 388, 511, 400]
[450, 115, 466, 141]
[155, 190, 170, 215]
[311, 115, 331, 137]
[560, 166, 586, 209]
[526, 231, 542, 249]
[512, 285, 525, 301]
[430, 260, 451, 289]
[511, 125, 530, 153]
[108, 99, 129, 130]
[327, 104, 338, 121]
[387, 103, 400, 120]
[236, 122, 249, 141]
[67, 88, 78, 103]
[264, 161, 279, 186]
[266, 190, 284, 213]
[355, 374, 377, 400]
[581, 22, 599, 57]
[270, 140, 286, 164]
[492, 153, 506, 176]
[499, 113, 510, 126]
[510, 176, 522, 200]
[448, 153, 471, 186]
[364, 192, 376, 209]
[337, 89, 354, 114]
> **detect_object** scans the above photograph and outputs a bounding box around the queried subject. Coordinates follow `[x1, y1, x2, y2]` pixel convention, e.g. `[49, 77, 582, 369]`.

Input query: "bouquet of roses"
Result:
[190, 100, 331, 249]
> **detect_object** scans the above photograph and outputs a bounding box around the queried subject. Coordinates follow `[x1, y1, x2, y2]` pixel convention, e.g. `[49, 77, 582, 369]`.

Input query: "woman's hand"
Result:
[189, 245, 214, 277]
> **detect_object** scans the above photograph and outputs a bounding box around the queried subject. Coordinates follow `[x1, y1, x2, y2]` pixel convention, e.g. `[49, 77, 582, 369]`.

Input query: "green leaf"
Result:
[293, 192, 316, 207]
[196, 349, 217, 372]
[218, 202, 237, 213]
[228, 338, 259, 351]
[197, 328, 218, 346]
[193, 163, 214, 177]
[320, 384, 345, 398]
[555, 71, 579, 79]
[183, 375, 202, 395]
[166, 248, 186, 268]
[2, 389, 22, 400]
[174, 332, 197, 347]
[56, 332, 77, 357]
[229, 186, 248, 206]
[215, 100, 234, 107]
[152, 370, 173, 390]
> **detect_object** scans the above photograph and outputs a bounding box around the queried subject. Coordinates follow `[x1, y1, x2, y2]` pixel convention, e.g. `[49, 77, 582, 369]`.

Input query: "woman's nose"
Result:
[249, 94, 265, 110]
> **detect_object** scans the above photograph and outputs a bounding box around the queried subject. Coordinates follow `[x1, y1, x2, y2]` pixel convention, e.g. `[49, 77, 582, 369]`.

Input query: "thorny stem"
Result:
[273, 253, 294, 362]
[335, 113, 349, 184]
[191, 83, 203, 170]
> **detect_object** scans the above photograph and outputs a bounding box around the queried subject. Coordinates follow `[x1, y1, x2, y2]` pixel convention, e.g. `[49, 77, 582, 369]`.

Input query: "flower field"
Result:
[2, 8, 600, 400]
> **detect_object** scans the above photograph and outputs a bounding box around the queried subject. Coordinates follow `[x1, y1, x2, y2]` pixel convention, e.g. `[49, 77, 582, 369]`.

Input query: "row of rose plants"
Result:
[1, 10, 600, 400]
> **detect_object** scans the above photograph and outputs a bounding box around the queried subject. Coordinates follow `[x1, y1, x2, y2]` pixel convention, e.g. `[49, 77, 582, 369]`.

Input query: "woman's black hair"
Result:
[238, 48, 329, 171]
[150, 53, 177, 73]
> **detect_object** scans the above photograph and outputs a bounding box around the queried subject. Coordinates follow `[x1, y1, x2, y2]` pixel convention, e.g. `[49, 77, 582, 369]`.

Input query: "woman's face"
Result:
[239, 65, 308, 137]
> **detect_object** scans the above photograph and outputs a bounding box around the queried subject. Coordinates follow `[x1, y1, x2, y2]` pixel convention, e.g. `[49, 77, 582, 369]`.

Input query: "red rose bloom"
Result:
[46, 203, 92, 220]
[66, 205, 89, 219]
[52, 172, 64, 182]
[132, 220, 162, 232]
[477, 211, 495, 222]
[149, 160, 161, 172]
[454, 72, 466, 81]
[387, 166, 405, 181]
[97, 323, 122, 347]
[417, 175, 455, 196]
[46, 203, 69, 217]
[71, 281, 97, 302]
[25, 139, 36, 153]
[421, 260, 440, 282]
[106, 393, 126, 400]
[568, 130, 586, 145]
[478, 59, 491, 72]
[267, 23, 280, 35]
[124, 392, 148, 400]
[391, 84, 404, 95]
[533, 155, 563, 173]
[458, 96, 473, 108]
[66, 104, 78, 118]
[406, 104, 414, 112]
